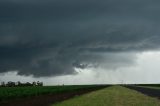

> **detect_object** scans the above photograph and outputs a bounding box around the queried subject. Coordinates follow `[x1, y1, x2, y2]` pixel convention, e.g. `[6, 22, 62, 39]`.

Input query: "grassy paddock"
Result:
[53, 86, 160, 106]
[0, 85, 104, 102]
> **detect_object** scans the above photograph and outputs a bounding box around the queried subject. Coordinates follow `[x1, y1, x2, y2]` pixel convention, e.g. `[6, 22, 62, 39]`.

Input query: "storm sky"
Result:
[1, 0, 160, 84]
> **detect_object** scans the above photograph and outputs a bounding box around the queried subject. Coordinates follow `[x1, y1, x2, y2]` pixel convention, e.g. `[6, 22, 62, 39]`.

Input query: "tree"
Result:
[1, 82, 5, 87]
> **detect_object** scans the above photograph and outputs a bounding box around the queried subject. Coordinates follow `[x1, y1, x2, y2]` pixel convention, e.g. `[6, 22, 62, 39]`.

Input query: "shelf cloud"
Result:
[0, 0, 160, 77]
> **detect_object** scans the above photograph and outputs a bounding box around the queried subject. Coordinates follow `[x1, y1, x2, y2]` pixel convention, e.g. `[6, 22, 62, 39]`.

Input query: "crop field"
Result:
[1, 85, 160, 106]
[53, 86, 160, 106]
[0, 85, 105, 102]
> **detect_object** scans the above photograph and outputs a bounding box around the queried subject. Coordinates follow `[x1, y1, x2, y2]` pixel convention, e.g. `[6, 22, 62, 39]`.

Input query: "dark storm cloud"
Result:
[0, 0, 160, 77]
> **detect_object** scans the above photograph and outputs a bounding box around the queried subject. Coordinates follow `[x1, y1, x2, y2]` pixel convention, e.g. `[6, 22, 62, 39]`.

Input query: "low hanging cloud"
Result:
[0, 0, 160, 77]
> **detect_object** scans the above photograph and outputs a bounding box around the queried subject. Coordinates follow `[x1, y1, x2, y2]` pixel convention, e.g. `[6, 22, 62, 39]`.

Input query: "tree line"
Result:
[0, 81, 43, 87]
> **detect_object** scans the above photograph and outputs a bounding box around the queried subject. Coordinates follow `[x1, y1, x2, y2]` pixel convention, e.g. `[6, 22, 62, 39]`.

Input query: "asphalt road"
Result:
[126, 86, 160, 99]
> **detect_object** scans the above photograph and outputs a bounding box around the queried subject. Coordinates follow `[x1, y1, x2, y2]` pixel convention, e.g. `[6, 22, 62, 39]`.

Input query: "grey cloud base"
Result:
[0, 0, 160, 77]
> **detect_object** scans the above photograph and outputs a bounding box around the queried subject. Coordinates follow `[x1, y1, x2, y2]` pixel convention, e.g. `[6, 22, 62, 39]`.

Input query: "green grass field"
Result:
[138, 86, 160, 90]
[53, 86, 160, 106]
[0, 85, 101, 102]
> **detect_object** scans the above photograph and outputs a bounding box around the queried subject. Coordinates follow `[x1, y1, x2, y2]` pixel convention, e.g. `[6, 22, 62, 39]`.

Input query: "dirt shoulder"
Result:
[0, 86, 108, 106]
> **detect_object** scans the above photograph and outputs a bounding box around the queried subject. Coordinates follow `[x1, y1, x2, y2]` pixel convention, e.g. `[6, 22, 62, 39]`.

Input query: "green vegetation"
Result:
[136, 84, 160, 89]
[138, 86, 160, 90]
[53, 86, 160, 106]
[137, 84, 160, 87]
[0, 85, 101, 102]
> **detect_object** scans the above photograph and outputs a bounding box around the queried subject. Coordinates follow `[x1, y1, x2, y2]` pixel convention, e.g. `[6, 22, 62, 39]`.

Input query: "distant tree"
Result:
[25, 82, 32, 86]
[17, 81, 21, 86]
[7, 81, 15, 87]
[37, 81, 43, 86]
[32, 81, 36, 86]
[39, 82, 43, 86]
[0, 81, 43, 87]
[1, 82, 5, 87]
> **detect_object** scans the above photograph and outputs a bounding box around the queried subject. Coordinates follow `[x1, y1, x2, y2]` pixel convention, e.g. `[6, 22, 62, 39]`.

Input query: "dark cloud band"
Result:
[0, 0, 160, 77]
